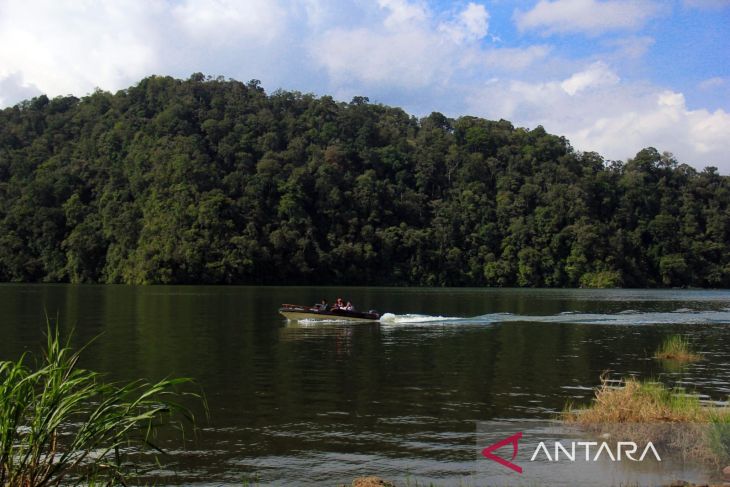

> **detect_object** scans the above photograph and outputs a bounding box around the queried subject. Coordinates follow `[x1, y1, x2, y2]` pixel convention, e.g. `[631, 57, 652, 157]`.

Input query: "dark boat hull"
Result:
[279, 304, 380, 322]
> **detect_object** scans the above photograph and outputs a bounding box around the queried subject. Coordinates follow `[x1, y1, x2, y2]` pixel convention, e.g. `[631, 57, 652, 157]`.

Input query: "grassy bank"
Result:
[564, 376, 726, 423]
[564, 376, 730, 465]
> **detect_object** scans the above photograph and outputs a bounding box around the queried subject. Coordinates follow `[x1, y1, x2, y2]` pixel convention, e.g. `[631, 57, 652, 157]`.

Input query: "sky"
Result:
[0, 0, 729, 173]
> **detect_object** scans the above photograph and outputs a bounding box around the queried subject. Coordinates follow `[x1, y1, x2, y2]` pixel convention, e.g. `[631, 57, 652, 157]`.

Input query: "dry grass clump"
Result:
[654, 335, 702, 363]
[565, 376, 715, 424]
[351, 477, 396, 487]
[564, 375, 730, 465]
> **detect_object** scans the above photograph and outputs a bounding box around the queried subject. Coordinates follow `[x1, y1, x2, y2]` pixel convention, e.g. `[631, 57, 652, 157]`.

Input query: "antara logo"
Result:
[481, 432, 661, 473]
[481, 432, 523, 473]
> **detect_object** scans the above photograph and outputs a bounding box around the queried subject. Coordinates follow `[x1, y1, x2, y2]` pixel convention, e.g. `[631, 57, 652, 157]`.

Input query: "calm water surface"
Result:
[1, 285, 729, 485]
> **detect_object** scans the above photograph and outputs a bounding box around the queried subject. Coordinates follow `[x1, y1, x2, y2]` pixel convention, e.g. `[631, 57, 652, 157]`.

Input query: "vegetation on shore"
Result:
[0, 323, 200, 486]
[655, 335, 703, 363]
[564, 376, 727, 424]
[0, 74, 728, 286]
[564, 376, 730, 465]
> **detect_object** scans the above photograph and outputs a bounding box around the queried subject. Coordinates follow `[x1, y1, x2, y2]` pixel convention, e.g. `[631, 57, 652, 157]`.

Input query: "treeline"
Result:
[0, 74, 728, 287]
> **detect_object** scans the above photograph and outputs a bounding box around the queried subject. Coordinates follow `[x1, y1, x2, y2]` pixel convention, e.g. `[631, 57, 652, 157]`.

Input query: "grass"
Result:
[564, 376, 721, 423]
[564, 375, 730, 465]
[654, 335, 703, 363]
[0, 321, 202, 487]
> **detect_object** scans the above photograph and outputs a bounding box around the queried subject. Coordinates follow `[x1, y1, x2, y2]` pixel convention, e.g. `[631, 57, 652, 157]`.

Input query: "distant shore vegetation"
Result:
[0, 74, 728, 287]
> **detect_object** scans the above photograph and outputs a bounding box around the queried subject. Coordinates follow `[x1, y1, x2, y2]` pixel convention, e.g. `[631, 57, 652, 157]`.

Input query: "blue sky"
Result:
[0, 0, 728, 172]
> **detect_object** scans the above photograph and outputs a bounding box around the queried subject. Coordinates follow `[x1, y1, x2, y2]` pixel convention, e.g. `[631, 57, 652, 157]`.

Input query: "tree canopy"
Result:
[0, 74, 728, 287]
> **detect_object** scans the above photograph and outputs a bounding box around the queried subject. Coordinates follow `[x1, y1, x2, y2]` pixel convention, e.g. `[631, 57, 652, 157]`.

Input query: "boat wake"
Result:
[378, 313, 462, 324]
[379, 308, 730, 326]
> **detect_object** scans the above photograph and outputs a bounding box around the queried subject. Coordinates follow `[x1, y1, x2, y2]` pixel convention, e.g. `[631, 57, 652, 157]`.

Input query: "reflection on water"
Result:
[0, 285, 729, 485]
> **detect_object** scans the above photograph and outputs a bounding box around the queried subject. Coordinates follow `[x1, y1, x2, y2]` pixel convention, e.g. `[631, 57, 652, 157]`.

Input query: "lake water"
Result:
[1, 285, 729, 485]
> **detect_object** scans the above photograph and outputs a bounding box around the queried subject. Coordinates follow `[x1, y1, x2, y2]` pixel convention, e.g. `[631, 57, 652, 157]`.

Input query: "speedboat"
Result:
[279, 303, 380, 322]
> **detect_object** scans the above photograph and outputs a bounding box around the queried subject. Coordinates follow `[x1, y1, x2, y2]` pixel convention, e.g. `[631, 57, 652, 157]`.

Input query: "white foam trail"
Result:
[378, 309, 730, 326]
[298, 318, 352, 324]
[379, 313, 461, 324]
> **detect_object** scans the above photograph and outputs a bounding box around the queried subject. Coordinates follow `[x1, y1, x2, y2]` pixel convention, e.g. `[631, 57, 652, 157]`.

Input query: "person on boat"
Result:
[316, 299, 328, 311]
[334, 297, 344, 309]
[345, 301, 354, 311]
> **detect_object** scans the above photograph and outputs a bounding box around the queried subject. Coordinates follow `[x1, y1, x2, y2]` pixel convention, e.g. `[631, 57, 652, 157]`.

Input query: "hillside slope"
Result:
[0, 74, 728, 287]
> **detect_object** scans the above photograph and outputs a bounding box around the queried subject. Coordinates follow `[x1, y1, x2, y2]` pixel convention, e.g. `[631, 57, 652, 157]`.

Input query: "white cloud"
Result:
[310, 27, 447, 88]
[0, 0, 301, 103]
[0, 0, 163, 99]
[438, 2, 490, 43]
[378, 0, 428, 28]
[698, 76, 727, 90]
[514, 0, 660, 35]
[604, 36, 655, 60]
[577, 91, 730, 168]
[560, 61, 619, 95]
[310, 1, 524, 90]
[172, 0, 286, 45]
[467, 70, 730, 172]
[0, 72, 41, 107]
[482, 45, 553, 71]
[460, 3, 490, 39]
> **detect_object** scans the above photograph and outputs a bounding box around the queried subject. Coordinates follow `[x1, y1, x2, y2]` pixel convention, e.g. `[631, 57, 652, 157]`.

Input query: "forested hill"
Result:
[0, 74, 728, 287]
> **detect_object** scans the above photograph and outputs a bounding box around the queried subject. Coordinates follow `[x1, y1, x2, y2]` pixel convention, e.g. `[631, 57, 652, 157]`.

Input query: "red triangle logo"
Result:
[481, 432, 523, 473]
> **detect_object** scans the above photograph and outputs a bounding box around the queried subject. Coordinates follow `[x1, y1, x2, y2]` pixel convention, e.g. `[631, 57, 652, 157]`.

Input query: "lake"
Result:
[1, 285, 729, 485]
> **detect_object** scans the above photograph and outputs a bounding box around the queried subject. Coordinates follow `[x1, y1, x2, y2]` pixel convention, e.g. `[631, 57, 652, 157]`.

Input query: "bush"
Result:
[579, 270, 623, 288]
[0, 323, 200, 486]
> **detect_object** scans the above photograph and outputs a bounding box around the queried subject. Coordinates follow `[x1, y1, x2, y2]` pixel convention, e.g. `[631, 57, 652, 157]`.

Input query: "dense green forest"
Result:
[0, 74, 728, 287]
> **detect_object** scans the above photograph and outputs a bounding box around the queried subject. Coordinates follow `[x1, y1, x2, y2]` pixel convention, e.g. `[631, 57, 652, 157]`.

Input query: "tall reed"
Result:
[0, 323, 200, 486]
